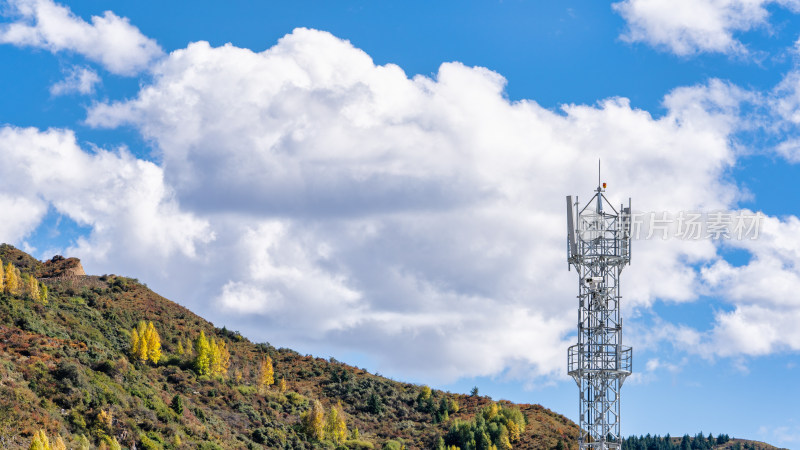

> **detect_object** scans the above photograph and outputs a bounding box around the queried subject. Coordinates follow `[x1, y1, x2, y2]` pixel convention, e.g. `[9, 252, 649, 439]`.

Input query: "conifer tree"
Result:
[29, 430, 50, 450]
[26, 275, 40, 302]
[52, 436, 66, 450]
[129, 321, 148, 362]
[208, 337, 219, 375]
[507, 420, 520, 443]
[278, 377, 287, 393]
[103, 437, 121, 450]
[195, 331, 211, 375]
[146, 321, 161, 364]
[177, 340, 184, 355]
[259, 355, 274, 393]
[97, 409, 113, 433]
[130, 328, 140, 359]
[498, 427, 512, 450]
[301, 400, 326, 441]
[204, 336, 232, 377]
[136, 321, 149, 362]
[325, 402, 348, 444]
[216, 339, 230, 376]
[5, 262, 17, 295]
[76, 435, 90, 450]
[184, 336, 194, 357]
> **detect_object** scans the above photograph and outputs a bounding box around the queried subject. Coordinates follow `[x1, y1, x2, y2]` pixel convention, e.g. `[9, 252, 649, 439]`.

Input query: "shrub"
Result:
[345, 440, 375, 449]
[383, 441, 403, 450]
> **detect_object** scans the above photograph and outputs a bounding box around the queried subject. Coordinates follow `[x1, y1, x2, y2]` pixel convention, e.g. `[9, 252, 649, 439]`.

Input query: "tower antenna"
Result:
[566, 174, 633, 450]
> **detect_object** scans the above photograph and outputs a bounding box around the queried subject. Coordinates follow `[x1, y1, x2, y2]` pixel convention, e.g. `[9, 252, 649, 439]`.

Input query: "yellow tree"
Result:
[215, 339, 230, 377]
[278, 377, 287, 393]
[507, 420, 520, 443]
[258, 356, 274, 393]
[130, 321, 149, 362]
[29, 430, 50, 450]
[325, 402, 347, 444]
[301, 400, 325, 441]
[130, 328, 140, 360]
[207, 337, 231, 377]
[184, 336, 194, 357]
[76, 435, 90, 450]
[39, 284, 48, 305]
[5, 262, 17, 295]
[29, 430, 49, 450]
[0, 261, 5, 292]
[208, 337, 219, 375]
[146, 321, 161, 364]
[177, 340, 185, 355]
[25, 275, 40, 302]
[194, 331, 211, 375]
[52, 436, 66, 450]
[97, 409, 113, 433]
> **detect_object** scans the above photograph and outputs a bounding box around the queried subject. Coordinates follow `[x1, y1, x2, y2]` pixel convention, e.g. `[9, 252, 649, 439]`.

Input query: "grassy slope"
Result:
[0, 246, 578, 449]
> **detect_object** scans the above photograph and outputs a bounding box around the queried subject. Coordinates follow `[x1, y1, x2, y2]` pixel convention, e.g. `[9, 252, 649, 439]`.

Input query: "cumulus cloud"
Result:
[0, 125, 214, 275]
[0, 0, 163, 75]
[82, 28, 755, 382]
[49, 65, 100, 95]
[699, 213, 800, 357]
[612, 0, 800, 56]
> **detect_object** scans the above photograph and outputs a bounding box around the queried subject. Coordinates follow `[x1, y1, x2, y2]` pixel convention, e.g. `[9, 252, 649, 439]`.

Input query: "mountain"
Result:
[0, 244, 578, 449]
[0, 244, 786, 450]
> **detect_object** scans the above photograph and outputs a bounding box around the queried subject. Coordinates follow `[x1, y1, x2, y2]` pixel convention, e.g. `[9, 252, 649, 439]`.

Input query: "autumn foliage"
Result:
[129, 320, 161, 364]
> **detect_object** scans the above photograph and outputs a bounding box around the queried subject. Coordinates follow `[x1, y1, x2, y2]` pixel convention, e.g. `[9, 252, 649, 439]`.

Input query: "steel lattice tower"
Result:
[566, 176, 633, 450]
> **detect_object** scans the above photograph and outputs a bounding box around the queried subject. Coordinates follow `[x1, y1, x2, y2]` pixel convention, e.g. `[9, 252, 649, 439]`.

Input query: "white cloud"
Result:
[83, 28, 752, 382]
[698, 213, 800, 357]
[0, 0, 163, 75]
[613, 0, 800, 56]
[0, 125, 214, 275]
[49, 65, 100, 95]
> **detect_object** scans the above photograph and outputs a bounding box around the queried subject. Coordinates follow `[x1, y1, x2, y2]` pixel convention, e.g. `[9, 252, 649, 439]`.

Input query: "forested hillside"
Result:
[622, 433, 787, 450]
[0, 244, 785, 450]
[0, 245, 578, 449]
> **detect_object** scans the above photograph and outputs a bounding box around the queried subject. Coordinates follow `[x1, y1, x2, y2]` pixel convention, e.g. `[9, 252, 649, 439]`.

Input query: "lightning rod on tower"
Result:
[566, 168, 633, 450]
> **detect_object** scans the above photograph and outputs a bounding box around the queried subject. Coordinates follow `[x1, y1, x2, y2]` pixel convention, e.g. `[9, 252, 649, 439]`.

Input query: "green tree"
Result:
[76, 435, 90, 450]
[171, 394, 183, 415]
[368, 391, 383, 415]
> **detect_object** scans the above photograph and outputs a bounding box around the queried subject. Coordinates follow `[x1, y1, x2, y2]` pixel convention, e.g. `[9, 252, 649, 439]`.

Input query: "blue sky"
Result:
[2, 0, 800, 447]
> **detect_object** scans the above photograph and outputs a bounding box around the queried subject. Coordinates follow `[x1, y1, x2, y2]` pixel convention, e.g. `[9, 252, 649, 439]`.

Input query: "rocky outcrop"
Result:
[40, 255, 86, 278]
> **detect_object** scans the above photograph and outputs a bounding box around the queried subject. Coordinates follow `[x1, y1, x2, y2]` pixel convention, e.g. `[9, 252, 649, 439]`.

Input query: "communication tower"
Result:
[566, 169, 633, 450]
